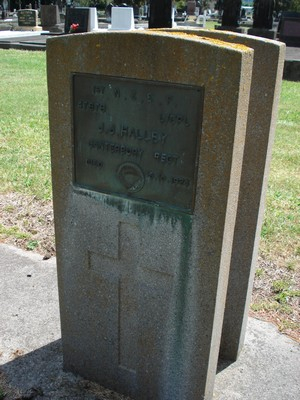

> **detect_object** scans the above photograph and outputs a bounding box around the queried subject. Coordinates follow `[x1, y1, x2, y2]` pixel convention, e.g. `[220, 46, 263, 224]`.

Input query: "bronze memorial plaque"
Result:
[73, 74, 204, 212]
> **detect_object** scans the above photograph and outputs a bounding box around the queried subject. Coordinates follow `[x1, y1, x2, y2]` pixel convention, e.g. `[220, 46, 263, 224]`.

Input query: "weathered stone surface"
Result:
[162, 28, 285, 361]
[47, 31, 253, 400]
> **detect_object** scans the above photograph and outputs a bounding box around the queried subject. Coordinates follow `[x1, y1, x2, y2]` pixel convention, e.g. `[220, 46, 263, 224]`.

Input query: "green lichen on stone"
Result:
[79, 187, 191, 228]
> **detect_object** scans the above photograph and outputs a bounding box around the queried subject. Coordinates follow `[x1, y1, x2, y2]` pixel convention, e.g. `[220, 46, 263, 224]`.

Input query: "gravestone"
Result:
[109, 7, 135, 30]
[149, 0, 173, 28]
[17, 9, 40, 30]
[253, 0, 274, 29]
[164, 27, 285, 361]
[47, 31, 253, 399]
[186, 0, 196, 16]
[221, 0, 241, 27]
[40, 5, 62, 32]
[279, 14, 300, 47]
[217, 0, 245, 33]
[248, 0, 276, 39]
[64, 7, 98, 34]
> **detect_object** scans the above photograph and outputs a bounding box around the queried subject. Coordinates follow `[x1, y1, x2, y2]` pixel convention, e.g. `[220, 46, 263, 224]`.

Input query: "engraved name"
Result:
[98, 123, 167, 145]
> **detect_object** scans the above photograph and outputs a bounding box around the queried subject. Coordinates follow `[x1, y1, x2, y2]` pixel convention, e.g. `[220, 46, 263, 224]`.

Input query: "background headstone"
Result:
[149, 0, 173, 28]
[216, 0, 245, 33]
[64, 7, 89, 34]
[109, 7, 135, 30]
[47, 31, 253, 400]
[221, 0, 241, 27]
[186, 0, 196, 16]
[18, 9, 39, 29]
[40, 5, 61, 32]
[279, 13, 300, 47]
[253, 0, 274, 29]
[87, 7, 98, 32]
[248, 0, 276, 39]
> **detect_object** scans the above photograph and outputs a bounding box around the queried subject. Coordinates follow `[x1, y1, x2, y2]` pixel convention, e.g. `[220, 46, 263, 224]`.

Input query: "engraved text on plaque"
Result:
[73, 74, 204, 212]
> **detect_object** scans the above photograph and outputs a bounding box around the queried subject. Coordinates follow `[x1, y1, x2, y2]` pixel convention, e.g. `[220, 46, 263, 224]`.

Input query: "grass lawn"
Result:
[0, 50, 51, 199]
[0, 49, 299, 338]
[260, 81, 300, 266]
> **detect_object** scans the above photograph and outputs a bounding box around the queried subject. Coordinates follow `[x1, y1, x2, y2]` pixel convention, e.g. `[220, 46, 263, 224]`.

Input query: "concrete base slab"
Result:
[0, 244, 299, 399]
[15, 26, 43, 31]
[248, 28, 277, 40]
[0, 30, 48, 39]
[215, 319, 300, 399]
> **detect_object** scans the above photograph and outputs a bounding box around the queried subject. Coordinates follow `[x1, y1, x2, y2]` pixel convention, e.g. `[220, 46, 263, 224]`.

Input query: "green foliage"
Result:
[130, 0, 146, 6]
[286, 261, 296, 271]
[0, 224, 30, 240]
[251, 300, 293, 314]
[290, 0, 300, 11]
[75, 0, 145, 7]
[175, 0, 186, 12]
[271, 280, 300, 304]
[97, 0, 108, 8]
[27, 240, 39, 250]
[255, 267, 265, 277]
[275, 0, 300, 14]
[0, 387, 7, 400]
[277, 319, 300, 332]
[272, 279, 292, 293]
[76, 0, 91, 6]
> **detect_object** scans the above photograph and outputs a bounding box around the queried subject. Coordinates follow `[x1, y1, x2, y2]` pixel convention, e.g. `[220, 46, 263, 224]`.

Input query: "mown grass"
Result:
[253, 80, 299, 337]
[260, 81, 300, 266]
[0, 50, 51, 200]
[1, 50, 299, 260]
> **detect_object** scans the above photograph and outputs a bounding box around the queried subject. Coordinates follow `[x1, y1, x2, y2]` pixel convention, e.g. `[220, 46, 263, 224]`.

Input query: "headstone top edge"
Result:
[46, 30, 253, 53]
[159, 27, 286, 50]
[143, 30, 253, 52]
[18, 8, 38, 12]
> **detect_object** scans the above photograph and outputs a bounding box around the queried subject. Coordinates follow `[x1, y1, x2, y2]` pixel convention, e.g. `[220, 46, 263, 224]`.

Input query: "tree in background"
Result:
[215, 0, 300, 18]
[273, 0, 300, 14]
[75, 0, 147, 7]
[291, 0, 300, 10]
[174, 0, 186, 12]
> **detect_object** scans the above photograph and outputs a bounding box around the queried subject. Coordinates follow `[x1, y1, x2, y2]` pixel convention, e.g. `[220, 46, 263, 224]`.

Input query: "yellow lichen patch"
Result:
[144, 29, 251, 52]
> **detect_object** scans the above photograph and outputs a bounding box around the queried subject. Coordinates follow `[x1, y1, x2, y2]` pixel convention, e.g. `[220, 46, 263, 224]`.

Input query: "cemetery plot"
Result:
[47, 30, 254, 400]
